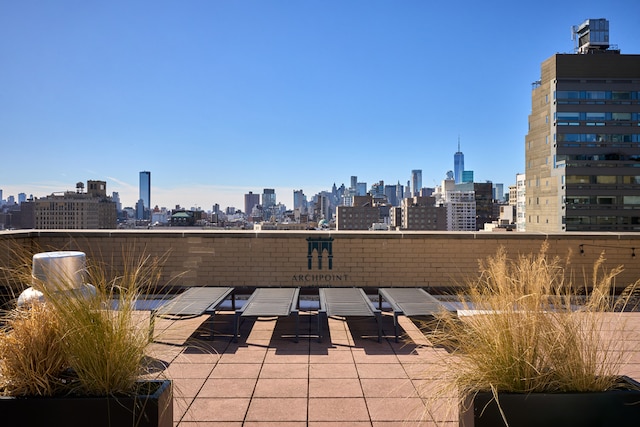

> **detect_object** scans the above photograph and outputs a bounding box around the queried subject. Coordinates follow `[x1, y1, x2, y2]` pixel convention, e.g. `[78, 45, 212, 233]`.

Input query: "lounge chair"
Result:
[234, 287, 301, 343]
[378, 287, 444, 342]
[318, 287, 382, 342]
[150, 286, 235, 340]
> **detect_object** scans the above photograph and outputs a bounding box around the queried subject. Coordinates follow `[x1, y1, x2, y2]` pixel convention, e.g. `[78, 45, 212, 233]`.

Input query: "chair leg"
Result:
[209, 313, 215, 341]
[394, 313, 399, 343]
[294, 312, 299, 343]
[233, 313, 240, 343]
[317, 311, 325, 343]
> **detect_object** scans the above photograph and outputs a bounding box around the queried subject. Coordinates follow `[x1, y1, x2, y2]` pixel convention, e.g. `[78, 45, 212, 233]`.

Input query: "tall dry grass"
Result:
[0, 302, 68, 396]
[0, 245, 166, 397]
[426, 242, 630, 397]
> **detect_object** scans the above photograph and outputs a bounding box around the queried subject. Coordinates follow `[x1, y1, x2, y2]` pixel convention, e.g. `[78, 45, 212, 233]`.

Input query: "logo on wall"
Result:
[307, 237, 333, 270]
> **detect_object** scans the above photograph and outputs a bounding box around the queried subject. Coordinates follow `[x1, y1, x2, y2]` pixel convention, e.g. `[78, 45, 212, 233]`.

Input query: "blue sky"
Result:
[2, 1, 639, 211]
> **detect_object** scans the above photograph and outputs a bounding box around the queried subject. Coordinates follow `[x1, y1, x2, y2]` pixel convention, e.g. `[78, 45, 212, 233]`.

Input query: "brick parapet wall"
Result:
[2, 230, 640, 292]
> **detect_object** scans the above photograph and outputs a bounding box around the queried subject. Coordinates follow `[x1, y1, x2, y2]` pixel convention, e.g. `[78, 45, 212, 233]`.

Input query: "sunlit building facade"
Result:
[526, 19, 640, 231]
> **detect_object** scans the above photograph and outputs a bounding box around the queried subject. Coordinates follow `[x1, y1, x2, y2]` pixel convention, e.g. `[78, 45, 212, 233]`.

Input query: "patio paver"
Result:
[145, 310, 640, 426]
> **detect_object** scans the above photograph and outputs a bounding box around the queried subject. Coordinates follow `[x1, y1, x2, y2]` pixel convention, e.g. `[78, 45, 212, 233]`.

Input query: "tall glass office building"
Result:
[454, 139, 464, 184]
[139, 171, 150, 219]
[411, 170, 422, 197]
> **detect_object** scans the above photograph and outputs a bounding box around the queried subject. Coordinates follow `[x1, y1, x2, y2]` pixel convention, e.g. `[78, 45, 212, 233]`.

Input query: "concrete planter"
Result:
[0, 379, 172, 427]
[460, 376, 640, 427]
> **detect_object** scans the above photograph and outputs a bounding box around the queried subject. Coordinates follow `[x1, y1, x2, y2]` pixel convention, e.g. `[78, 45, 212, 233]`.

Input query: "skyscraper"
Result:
[293, 189, 307, 212]
[261, 189, 277, 221]
[411, 170, 422, 197]
[525, 18, 640, 232]
[139, 171, 150, 220]
[262, 189, 276, 209]
[244, 191, 260, 215]
[454, 138, 464, 184]
[350, 176, 358, 190]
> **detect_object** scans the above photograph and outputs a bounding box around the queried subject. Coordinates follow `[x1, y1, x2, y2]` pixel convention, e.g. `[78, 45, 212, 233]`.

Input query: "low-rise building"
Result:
[32, 181, 117, 229]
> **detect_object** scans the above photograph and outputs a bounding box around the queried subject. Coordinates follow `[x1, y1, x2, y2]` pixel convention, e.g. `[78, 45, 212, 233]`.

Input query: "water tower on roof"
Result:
[573, 18, 610, 54]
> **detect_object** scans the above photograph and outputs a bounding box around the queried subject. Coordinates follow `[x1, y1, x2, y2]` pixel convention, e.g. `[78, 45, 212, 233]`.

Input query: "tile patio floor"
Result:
[146, 308, 640, 427]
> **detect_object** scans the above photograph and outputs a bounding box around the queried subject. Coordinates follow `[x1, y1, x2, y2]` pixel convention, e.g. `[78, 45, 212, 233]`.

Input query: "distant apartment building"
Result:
[244, 191, 260, 217]
[32, 181, 117, 229]
[445, 191, 476, 231]
[399, 196, 446, 230]
[526, 19, 640, 231]
[453, 181, 495, 230]
[335, 195, 381, 230]
[499, 204, 515, 225]
[509, 184, 517, 207]
[516, 173, 526, 231]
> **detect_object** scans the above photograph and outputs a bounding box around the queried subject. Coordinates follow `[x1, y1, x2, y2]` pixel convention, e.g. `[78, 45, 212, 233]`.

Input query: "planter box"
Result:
[461, 376, 640, 427]
[1, 379, 172, 427]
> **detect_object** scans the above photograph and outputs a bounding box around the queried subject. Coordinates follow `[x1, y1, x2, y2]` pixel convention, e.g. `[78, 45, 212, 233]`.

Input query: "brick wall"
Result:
[2, 230, 640, 292]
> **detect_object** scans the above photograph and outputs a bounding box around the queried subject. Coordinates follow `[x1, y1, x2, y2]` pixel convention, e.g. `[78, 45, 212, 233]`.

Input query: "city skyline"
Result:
[2, 1, 640, 210]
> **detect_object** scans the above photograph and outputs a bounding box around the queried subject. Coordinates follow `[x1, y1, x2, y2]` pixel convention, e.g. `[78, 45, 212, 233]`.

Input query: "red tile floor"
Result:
[147, 309, 640, 427]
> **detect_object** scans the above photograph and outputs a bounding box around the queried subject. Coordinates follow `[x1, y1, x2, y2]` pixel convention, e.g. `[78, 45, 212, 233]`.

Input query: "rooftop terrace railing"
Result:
[2, 229, 640, 295]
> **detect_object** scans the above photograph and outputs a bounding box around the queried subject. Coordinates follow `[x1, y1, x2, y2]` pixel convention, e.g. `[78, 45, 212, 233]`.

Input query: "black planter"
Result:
[461, 376, 640, 427]
[0, 379, 172, 427]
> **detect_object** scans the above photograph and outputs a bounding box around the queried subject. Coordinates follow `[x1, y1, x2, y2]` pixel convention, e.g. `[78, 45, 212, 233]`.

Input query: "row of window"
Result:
[564, 216, 640, 225]
[557, 133, 640, 143]
[562, 161, 640, 168]
[556, 91, 640, 100]
[565, 175, 640, 185]
[556, 112, 639, 122]
[565, 195, 640, 205]
[558, 154, 640, 162]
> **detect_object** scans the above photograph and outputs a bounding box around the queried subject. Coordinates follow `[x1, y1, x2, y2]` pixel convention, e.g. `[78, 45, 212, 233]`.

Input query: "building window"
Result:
[596, 176, 616, 184]
[623, 176, 640, 184]
[596, 196, 616, 205]
[566, 175, 590, 184]
[624, 196, 640, 205]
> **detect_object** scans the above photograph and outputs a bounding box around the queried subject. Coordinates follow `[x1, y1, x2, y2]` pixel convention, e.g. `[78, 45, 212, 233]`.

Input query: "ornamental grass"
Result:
[0, 243, 166, 397]
[425, 242, 634, 403]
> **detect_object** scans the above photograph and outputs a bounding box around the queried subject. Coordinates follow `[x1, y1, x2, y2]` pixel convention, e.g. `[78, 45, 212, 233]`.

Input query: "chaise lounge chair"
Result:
[150, 286, 235, 340]
[318, 287, 382, 342]
[234, 287, 301, 343]
[378, 287, 444, 342]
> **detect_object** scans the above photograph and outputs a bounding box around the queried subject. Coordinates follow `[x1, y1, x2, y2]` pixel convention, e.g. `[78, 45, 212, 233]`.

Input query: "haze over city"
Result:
[2, 1, 640, 210]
